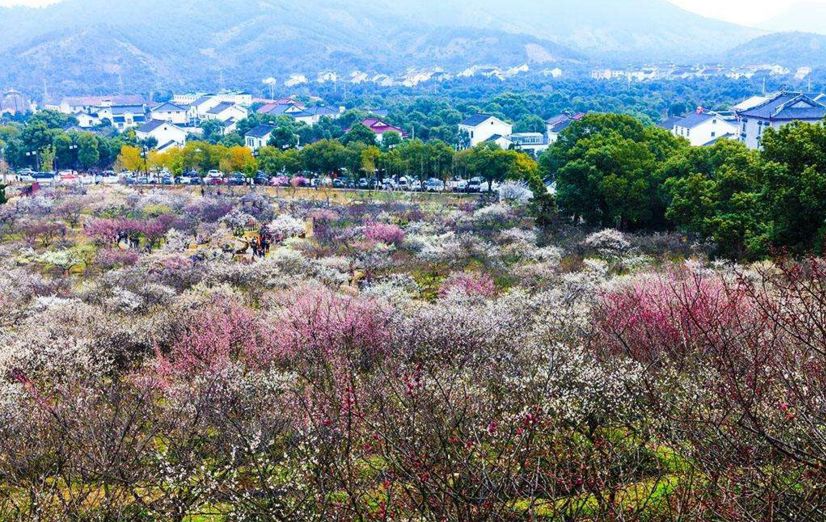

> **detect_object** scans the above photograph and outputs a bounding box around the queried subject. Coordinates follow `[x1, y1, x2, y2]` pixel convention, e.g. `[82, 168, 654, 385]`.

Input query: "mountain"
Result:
[0, 0, 587, 96]
[761, 2, 826, 35]
[0, 0, 760, 96]
[390, 0, 760, 60]
[725, 32, 826, 68]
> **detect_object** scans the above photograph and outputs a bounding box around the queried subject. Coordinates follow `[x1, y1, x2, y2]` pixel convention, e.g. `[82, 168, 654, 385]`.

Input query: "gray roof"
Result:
[192, 95, 215, 107]
[207, 101, 236, 115]
[246, 124, 275, 139]
[548, 118, 574, 133]
[291, 106, 339, 118]
[674, 112, 715, 129]
[461, 114, 496, 126]
[109, 104, 146, 115]
[736, 92, 826, 121]
[658, 116, 682, 130]
[136, 119, 167, 133]
[152, 102, 186, 112]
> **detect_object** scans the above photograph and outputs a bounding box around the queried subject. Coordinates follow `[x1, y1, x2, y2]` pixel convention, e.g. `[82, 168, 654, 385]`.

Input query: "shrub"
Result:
[364, 223, 405, 246]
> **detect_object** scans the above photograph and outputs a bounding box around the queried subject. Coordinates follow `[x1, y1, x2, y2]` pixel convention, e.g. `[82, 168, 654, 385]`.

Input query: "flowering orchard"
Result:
[0, 184, 823, 520]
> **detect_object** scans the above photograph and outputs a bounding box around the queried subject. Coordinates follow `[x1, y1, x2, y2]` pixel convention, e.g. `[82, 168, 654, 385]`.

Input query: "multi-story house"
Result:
[734, 92, 826, 149]
[671, 110, 738, 147]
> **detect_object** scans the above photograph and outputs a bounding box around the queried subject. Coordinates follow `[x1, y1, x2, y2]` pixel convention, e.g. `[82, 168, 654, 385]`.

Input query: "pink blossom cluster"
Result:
[439, 271, 497, 298]
[364, 223, 405, 246]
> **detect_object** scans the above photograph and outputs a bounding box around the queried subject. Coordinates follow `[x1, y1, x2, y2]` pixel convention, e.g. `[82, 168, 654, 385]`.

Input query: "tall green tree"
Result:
[543, 113, 685, 230]
[761, 122, 826, 254]
[77, 133, 100, 170]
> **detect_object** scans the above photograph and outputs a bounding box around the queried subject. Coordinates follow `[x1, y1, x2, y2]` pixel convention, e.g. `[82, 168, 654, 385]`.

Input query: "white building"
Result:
[244, 124, 275, 151]
[97, 105, 148, 131]
[48, 95, 146, 115]
[291, 106, 344, 126]
[150, 102, 190, 125]
[671, 110, 738, 147]
[509, 132, 549, 155]
[202, 102, 248, 124]
[459, 114, 513, 147]
[734, 92, 826, 149]
[75, 112, 102, 128]
[136, 120, 187, 150]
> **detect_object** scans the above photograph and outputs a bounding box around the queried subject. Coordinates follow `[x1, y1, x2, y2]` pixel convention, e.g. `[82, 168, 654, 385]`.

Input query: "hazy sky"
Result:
[0, 0, 823, 27]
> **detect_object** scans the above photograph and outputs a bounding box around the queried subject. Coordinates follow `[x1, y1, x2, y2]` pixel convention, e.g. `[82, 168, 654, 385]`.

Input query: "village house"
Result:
[484, 134, 514, 150]
[734, 91, 826, 149]
[257, 101, 304, 117]
[202, 101, 249, 125]
[150, 102, 190, 125]
[244, 124, 275, 151]
[670, 109, 738, 147]
[0, 89, 30, 115]
[48, 95, 146, 115]
[545, 113, 585, 145]
[135, 120, 187, 151]
[358, 118, 406, 143]
[509, 132, 550, 155]
[75, 112, 102, 128]
[459, 114, 513, 147]
[291, 106, 344, 126]
[97, 105, 148, 131]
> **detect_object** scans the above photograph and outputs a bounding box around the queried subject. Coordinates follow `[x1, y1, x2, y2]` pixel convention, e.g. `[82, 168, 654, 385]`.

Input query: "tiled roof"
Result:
[658, 116, 682, 130]
[109, 104, 146, 115]
[207, 102, 235, 115]
[546, 113, 586, 133]
[62, 95, 145, 107]
[245, 124, 275, 138]
[360, 118, 405, 135]
[675, 112, 715, 129]
[152, 102, 187, 112]
[136, 119, 167, 133]
[736, 92, 826, 121]
[460, 114, 495, 126]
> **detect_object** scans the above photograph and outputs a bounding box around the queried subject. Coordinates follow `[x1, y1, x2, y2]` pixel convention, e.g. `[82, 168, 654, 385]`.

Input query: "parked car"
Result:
[253, 173, 269, 185]
[292, 176, 310, 187]
[357, 178, 370, 189]
[227, 173, 246, 186]
[424, 178, 444, 192]
[452, 179, 468, 192]
[467, 177, 483, 192]
[409, 179, 423, 191]
[382, 178, 397, 190]
[33, 172, 56, 184]
[396, 177, 410, 191]
[16, 171, 35, 182]
[161, 175, 174, 185]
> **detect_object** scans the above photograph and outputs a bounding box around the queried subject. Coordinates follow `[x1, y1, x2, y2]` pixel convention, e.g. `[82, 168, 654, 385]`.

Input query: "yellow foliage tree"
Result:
[116, 145, 144, 172]
[219, 146, 258, 175]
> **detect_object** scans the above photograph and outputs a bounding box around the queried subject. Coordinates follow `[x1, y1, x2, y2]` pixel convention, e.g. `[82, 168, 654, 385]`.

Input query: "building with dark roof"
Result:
[244, 124, 276, 151]
[150, 102, 189, 125]
[734, 92, 826, 149]
[458, 114, 513, 147]
[357, 118, 407, 143]
[135, 120, 187, 150]
[545, 113, 585, 144]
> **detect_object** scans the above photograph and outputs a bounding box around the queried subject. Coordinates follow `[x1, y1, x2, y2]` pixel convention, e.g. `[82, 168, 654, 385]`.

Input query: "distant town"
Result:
[4, 84, 825, 164]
